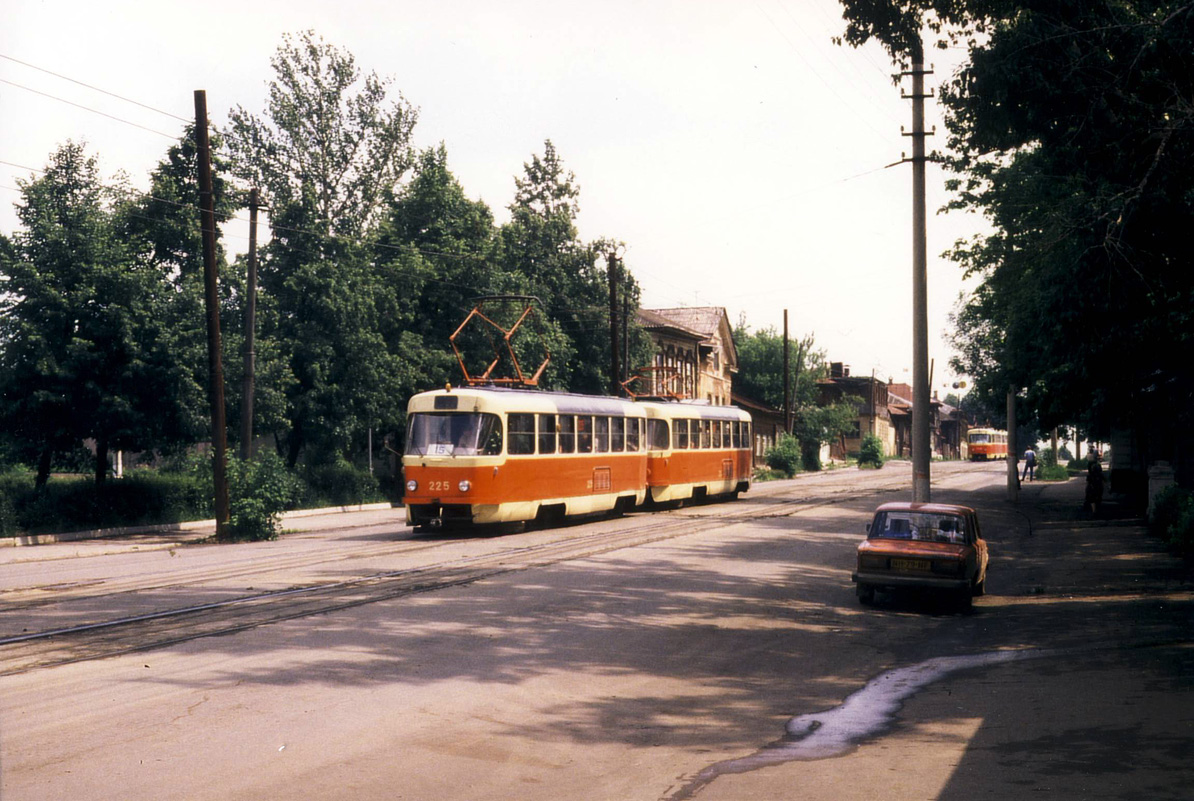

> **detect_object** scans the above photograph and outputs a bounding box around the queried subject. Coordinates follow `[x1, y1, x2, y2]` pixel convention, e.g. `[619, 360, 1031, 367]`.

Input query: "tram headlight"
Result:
[458, 480, 472, 492]
[406, 479, 418, 493]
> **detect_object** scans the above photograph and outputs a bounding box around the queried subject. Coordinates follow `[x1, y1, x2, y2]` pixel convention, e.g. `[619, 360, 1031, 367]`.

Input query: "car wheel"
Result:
[856, 584, 875, 605]
[955, 587, 973, 610]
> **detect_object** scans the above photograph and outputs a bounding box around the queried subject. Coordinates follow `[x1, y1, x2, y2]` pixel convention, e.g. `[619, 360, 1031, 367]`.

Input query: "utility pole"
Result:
[240, 187, 262, 461]
[608, 250, 620, 396]
[622, 276, 630, 384]
[1007, 386, 1019, 502]
[783, 310, 791, 434]
[194, 90, 229, 540]
[901, 47, 934, 503]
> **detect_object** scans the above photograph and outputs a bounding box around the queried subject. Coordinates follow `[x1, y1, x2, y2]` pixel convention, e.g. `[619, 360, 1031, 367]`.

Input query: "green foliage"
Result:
[858, 434, 885, 469]
[0, 142, 194, 486]
[225, 30, 421, 465]
[300, 458, 385, 508]
[764, 434, 804, 479]
[1036, 448, 1069, 481]
[226, 453, 304, 541]
[1149, 485, 1194, 559]
[0, 469, 210, 535]
[840, 1, 1194, 462]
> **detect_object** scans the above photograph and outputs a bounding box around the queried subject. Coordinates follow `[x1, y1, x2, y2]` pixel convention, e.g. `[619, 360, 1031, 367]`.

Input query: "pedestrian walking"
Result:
[1021, 447, 1037, 481]
[1085, 458, 1105, 516]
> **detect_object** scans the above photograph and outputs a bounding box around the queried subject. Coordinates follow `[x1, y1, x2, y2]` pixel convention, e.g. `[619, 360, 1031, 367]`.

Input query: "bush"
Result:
[764, 434, 804, 479]
[300, 458, 385, 507]
[1036, 449, 1069, 481]
[858, 434, 884, 469]
[226, 453, 304, 541]
[1149, 485, 1194, 559]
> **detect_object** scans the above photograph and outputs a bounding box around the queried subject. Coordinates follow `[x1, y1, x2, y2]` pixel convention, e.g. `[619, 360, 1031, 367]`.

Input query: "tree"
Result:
[125, 127, 249, 453]
[0, 143, 180, 485]
[225, 31, 421, 465]
[226, 30, 418, 240]
[373, 144, 499, 391]
[495, 141, 633, 395]
[839, 1, 1194, 478]
[733, 322, 859, 469]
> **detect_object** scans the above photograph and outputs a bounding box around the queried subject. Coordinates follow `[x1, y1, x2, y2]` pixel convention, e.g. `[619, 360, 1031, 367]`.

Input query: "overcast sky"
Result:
[1, 0, 982, 391]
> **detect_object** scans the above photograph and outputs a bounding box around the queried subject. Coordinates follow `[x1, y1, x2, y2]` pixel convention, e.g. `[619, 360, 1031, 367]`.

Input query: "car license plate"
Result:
[891, 558, 931, 572]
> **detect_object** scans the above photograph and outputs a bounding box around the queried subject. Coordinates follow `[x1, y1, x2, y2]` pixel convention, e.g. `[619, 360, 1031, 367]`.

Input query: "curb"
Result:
[1, 502, 397, 548]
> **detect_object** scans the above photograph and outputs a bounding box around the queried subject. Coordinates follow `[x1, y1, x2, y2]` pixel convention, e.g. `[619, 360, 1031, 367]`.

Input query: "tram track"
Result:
[0, 466, 956, 676]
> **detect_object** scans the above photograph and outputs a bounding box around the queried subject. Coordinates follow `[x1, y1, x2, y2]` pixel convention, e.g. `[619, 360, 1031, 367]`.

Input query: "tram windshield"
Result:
[406, 413, 503, 456]
[968, 433, 990, 444]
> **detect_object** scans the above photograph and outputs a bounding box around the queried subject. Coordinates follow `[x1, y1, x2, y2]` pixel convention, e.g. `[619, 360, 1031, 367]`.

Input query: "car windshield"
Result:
[870, 511, 969, 544]
[406, 412, 503, 456]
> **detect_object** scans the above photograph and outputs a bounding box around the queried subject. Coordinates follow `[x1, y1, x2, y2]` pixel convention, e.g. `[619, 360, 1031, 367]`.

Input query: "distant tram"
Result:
[402, 386, 752, 528]
[967, 427, 1008, 461]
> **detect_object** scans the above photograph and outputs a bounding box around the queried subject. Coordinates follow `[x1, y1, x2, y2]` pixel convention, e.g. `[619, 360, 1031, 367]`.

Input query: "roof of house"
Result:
[643, 306, 738, 367]
[636, 308, 704, 340]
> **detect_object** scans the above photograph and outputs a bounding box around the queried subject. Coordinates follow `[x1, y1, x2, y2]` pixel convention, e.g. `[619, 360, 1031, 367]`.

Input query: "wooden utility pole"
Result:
[194, 90, 229, 539]
[240, 187, 261, 460]
[608, 250, 620, 396]
[902, 47, 934, 503]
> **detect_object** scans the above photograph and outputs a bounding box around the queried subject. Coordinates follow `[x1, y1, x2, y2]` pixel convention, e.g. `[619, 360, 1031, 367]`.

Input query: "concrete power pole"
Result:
[902, 51, 934, 503]
[1007, 386, 1019, 502]
[783, 310, 791, 434]
[193, 90, 229, 540]
[608, 250, 620, 397]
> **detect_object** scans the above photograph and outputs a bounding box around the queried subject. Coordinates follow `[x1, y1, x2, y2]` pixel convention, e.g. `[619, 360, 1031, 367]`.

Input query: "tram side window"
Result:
[674, 419, 689, 450]
[611, 416, 625, 452]
[649, 419, 669, 450]
[595, 416, 610, 453]
[700, 420, 711, 449]
[715, 421, 724, 448]
[733, 421, 742, 448]
[577, 415, 593, 453]
[509, 413, 536, 455]
[538, 414, 557, 454]
[559, 415, 576, 453]
[626, 418, 640, 452]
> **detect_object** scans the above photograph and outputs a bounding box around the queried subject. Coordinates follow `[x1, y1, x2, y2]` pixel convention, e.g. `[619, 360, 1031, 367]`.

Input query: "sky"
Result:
[0, 0, 983, 393]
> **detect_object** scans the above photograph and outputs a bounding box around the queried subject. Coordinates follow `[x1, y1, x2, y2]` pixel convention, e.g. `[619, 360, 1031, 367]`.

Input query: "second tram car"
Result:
[967, 427, 1008, 461]
[640, 400, 752, 505]
[402, 386, 752, 528]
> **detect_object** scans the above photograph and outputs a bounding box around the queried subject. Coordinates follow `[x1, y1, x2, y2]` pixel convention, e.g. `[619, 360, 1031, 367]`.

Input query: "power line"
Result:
[0, 79, 180, 140]
[0, 52, 191, 123]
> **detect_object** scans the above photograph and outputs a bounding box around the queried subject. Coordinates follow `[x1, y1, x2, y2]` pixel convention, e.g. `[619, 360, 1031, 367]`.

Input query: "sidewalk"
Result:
[0, 502, 401, 560]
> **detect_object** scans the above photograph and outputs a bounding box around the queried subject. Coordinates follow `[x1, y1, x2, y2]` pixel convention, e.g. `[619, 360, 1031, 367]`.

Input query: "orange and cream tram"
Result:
[640, 400, 752, 505]
[402, 386, 752, 528]
[967, 427, 1008, 461]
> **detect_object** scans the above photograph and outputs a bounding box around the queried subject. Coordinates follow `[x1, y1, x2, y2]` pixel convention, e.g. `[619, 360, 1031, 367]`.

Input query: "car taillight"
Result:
[859, 554, 887, 570]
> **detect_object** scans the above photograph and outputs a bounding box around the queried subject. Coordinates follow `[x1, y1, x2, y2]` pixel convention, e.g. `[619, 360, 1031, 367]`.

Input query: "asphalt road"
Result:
[0, 462, 1190, 800]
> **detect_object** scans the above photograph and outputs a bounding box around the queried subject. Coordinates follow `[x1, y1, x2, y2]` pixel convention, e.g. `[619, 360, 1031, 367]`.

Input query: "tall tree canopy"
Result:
[495, 141, 650, 395]
[225, 30, 421, 465]
[839, 1, 1194, 473]
[0, 143, 188, 485]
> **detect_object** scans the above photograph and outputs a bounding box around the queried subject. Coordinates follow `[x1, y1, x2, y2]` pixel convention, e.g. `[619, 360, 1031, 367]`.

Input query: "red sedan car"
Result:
[852, 502, 989, 607]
